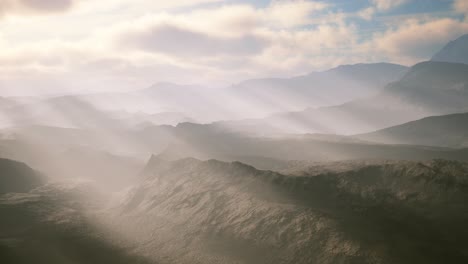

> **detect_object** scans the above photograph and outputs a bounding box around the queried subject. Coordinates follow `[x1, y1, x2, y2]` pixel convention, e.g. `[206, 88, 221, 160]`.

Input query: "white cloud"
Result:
[358, 7, 375, 20]
[370, 0, 408, 11]
[106, 2, 357, 76]
[262, 0, 328, 28]
[0, 0, 77, 16]
[454, 0, 468, 17]
[0, 0, 466, 95]
[372, 18, 468, 64]
[0, 1, 385, 94]
[119, 23, 269, 57]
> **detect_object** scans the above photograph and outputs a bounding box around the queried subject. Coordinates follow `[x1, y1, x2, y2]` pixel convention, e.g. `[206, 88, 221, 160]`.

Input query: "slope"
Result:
[0, 159, 153, 264]
[355, 112, 468, 148]
[109, 157, 468, 264]
[431, 33, 468, 65]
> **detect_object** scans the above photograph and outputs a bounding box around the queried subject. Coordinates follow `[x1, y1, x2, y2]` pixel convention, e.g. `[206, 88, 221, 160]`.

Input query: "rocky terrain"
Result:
[107, 156, 468, 264]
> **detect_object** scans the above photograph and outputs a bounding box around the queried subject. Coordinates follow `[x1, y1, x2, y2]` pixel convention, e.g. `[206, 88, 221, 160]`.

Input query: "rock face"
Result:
[432, 34, 468, 65]
[112, 157, 468, 264]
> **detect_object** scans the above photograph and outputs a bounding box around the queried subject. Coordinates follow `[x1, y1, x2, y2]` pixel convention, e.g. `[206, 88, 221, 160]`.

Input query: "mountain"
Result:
[108, 157, 468, 264]
[231, 63, 408, 110]
[355, 112, 468, 148]
[0, 158, 44, 194]
[0, 174, 153, 264]
[431, 34, 468, 65]
[2, 95, 124, 129]
[138, 82, 232, 122]
[0, 137, 145, 191]
[138, 64, 407, 121]
[17, 63, 405, 126]
[0, 94, 196, 131]
[0, 63, 407, 128]
[133, 123, 468, 172]
[229, 61, 468, 135]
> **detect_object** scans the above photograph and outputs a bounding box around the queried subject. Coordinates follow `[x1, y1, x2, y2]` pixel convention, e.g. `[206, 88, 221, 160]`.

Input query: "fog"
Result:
[1, 56, 468, 263]
[2, 1, 468, 263]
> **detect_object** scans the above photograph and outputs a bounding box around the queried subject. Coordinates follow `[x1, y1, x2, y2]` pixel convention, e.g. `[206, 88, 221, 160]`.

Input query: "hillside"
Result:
[0, 186, 153, 264]
[0, 158, 44, 194]
[0, 138, 144, 191]
[108, 157, 468, 264]
[0, 159, 153, 264]
[432, 34, 468, 65]
[356, 112, 468, 148]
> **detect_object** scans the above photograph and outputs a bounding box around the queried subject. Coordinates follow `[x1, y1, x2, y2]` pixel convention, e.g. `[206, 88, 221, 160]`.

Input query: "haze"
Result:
[1, 1, 468, 264]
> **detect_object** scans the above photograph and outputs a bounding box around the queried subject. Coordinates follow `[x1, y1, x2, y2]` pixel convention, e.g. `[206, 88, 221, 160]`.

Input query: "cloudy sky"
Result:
[0, 0, 467, 95]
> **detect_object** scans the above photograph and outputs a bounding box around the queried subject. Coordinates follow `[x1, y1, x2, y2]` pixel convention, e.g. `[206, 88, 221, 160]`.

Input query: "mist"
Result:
[2, 1, 468, 263]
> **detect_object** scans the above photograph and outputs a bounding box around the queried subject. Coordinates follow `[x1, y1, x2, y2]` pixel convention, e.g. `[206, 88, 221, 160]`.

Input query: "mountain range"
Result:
[229, 63, 407, 111]
[108, 156, 468, 264]
[2, 32, 468, 264]
[220, 61, 468, 135]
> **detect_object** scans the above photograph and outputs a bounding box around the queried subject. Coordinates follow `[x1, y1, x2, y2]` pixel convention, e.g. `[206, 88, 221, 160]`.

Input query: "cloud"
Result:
[107, 2, 361, 79]
[0, 1, 378, 94]
[370, 0, 408, 11]
[112, 1, 328, 58]
[358, 7, 375, 20]
[0, 0, 76, 16]
[359, 0, 408, 20]
[372, 18, 468, 63]
[0, 0, 466, 96]
[454, 0, 468, 17]
[262, 0, 328, 28]
[119, 23, 269, 57]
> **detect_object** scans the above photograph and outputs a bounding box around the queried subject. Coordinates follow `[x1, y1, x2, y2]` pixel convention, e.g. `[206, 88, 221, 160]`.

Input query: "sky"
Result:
[0, 0, 467, 95]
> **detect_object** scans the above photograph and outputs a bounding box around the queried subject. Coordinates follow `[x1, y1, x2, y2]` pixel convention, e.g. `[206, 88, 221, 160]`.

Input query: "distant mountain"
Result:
[0, 63, 407, 126]
[0, 136, 144, 190]
[138, 82, 232, 122]
[2, 95, 123, 129]
[0, 97, 21, 128]
[131, 112, 195, 127]
[134, 123, 468, 170]
[231, 63, 408, 110]
[110, 157, 468, 264]
[24, 63, 406, 125]
[432, 34, 468, 65]
[355, 112, 468, 148]
[138, 64, 407, 121]
[230, 61, 468, 135]
[0, 93, 197, 130]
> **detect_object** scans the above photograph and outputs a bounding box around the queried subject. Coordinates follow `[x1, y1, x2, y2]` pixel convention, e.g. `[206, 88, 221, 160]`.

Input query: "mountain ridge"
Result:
[110, 157, 468, 264]
[221, 60, 468, 135]
[431, 33, 468, 65]
[355, 112, 468, 148]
